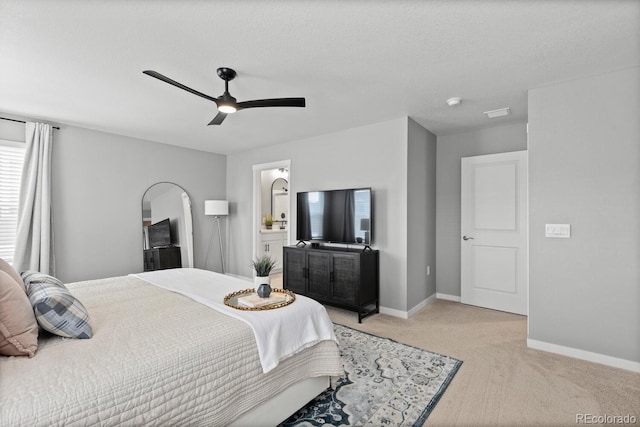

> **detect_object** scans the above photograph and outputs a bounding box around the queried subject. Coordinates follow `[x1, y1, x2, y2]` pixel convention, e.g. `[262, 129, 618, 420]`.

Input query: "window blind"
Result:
[0, 140, 25, 264]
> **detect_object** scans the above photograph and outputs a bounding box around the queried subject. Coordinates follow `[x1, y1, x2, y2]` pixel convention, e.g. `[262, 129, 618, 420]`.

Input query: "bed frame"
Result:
[230, 376, 330, 426]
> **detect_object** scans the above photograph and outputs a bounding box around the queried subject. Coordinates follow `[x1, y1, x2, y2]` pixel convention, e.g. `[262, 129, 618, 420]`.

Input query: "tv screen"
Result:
[297, 188, 372, 245]
[148, 218, 172, 248]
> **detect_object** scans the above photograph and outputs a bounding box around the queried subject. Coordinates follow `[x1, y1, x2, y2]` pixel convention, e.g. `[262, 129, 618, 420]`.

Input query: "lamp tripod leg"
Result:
[216, 216, 225, 274]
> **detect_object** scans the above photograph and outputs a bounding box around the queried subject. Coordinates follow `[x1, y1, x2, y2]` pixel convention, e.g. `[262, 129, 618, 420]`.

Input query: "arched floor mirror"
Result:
[141, 182, 194, 270]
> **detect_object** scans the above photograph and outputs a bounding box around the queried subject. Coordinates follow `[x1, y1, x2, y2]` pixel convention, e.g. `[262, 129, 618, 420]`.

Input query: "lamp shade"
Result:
[205, 200, 229, 216]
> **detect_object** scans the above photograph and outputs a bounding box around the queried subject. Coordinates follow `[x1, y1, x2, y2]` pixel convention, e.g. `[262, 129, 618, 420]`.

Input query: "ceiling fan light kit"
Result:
[218, 105, 237, 114]
[143, 67, 305, 125]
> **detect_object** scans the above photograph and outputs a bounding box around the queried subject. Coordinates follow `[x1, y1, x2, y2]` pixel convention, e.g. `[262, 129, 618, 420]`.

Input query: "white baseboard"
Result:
[408, 293, 436, 317]
[379, 306, 409, 319]
[527, 339, 640, 373]
[436, 293, 461, 302]
[379, 293, 437, 319]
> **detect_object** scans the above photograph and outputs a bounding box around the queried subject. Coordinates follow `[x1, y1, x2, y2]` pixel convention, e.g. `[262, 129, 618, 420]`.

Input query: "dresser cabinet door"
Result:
[331, 254, 359, 305]
[283, 247, 306, 294]
[306, 252, 332, 300]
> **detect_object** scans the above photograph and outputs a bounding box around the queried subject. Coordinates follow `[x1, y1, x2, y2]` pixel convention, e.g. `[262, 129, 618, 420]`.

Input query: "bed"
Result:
[0, 268, 343, 426]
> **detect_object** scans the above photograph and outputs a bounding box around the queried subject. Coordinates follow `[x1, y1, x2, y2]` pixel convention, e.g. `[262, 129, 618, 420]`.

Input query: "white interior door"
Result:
[461, 150, 528, 315]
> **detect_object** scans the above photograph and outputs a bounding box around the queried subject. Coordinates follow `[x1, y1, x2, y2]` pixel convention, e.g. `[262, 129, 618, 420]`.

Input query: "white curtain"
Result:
[13, 122, 53, 274]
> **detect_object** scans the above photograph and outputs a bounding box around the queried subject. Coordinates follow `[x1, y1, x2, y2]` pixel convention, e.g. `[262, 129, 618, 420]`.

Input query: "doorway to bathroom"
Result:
[252, 160, 291, 273]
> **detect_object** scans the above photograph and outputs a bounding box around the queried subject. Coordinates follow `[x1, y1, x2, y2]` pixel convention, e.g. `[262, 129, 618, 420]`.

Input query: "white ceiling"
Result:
[1, 1, 639, 155]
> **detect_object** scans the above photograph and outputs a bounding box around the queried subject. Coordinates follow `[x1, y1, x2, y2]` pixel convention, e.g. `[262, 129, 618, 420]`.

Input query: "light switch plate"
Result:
[545, 224, 571, 238]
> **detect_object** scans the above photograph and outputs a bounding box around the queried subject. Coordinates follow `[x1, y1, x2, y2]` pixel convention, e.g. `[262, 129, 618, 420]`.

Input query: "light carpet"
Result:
[269, 272, 640, 425]
[280, 324, 462, 426]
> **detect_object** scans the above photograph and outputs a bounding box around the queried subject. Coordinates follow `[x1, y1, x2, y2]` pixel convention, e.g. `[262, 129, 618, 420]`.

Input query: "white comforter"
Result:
[132, 268, 337, 373]
[0, 274, 343, 426]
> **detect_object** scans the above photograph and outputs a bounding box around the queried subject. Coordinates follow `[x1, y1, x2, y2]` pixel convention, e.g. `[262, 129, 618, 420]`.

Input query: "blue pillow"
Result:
[21, 271, 92, 339]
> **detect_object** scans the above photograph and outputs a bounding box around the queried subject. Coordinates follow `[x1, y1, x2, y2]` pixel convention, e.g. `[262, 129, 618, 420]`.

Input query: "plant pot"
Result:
[254, 275, 271, 286]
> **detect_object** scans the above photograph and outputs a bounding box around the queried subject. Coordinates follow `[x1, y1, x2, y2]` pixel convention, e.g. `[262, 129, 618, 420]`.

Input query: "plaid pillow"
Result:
[21, 271, 93, 339]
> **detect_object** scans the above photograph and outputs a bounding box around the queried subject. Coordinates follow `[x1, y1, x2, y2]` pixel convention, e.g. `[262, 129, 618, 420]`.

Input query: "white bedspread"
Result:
[0, 275, 343, 426]
[132, 268, 337, 373]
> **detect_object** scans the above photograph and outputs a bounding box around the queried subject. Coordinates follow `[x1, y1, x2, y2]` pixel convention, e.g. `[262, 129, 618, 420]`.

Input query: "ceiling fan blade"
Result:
[143, 70, 220, 104]
[208, 112, 228, 125]
[237, 98, 306, 110]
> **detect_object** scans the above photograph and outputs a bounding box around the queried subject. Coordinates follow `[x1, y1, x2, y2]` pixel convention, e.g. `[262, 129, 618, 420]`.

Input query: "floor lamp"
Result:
[205, 200, 229, 274]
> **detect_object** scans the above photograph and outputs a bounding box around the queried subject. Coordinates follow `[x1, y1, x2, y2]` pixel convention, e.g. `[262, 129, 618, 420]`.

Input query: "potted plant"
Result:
[265, 214, 273, 230]
[250, 255, 277, 297]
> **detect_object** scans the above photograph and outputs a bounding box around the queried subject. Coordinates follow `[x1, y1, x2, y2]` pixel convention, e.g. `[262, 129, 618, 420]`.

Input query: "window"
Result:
[0, 140, 25, 264]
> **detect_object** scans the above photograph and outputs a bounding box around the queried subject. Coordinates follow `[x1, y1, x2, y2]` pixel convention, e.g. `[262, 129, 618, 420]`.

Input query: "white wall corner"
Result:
[408, 293, 436, 317]
[527, 339, 640, 373]
[379, 306, 409, 319]
[436, 293, 461, 302]
[380, 293, 437, 319]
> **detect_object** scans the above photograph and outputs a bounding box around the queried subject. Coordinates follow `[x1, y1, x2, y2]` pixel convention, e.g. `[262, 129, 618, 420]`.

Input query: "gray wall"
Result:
[407, 118, 437, 310]
[528, 67, 640, 362]
[435, 123, 527, 297]
[0, 116, 226, 282]
[227, 118, 411, 311]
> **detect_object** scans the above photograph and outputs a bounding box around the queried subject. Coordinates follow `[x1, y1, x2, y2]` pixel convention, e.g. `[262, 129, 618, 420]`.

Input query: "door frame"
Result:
[252, 159, 291, 266]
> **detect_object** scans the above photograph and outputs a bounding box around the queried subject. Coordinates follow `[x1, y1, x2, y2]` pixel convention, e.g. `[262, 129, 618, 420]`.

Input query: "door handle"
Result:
[462, 235, 475, 241]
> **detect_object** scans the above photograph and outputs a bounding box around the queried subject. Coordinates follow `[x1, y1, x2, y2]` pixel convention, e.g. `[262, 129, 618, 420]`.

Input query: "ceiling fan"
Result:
[143, 67, 306, 125]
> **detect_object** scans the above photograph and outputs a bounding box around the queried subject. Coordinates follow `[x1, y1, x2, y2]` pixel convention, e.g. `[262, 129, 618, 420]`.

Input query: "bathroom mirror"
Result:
[141, 182, 194, 269]
[271, 178, 289, 229]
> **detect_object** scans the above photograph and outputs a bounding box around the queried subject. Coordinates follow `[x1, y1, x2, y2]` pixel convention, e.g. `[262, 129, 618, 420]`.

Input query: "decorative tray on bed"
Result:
[223, 288, 296, 311]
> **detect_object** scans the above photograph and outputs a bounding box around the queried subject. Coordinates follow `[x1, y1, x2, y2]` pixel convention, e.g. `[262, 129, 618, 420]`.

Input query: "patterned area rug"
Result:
[280, 324, 462, 426]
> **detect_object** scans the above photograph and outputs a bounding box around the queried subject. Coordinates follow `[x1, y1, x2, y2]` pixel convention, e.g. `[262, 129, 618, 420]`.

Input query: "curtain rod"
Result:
[0, 117, 60, 130]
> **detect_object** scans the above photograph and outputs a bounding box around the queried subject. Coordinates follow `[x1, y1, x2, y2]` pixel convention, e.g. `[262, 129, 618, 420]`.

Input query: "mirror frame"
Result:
[141, 181, 194, 268]
[271, 178, 289, 221]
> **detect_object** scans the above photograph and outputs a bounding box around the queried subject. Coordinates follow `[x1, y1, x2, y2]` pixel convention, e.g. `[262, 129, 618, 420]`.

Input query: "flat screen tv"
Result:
[296, 188, 372, 245]
[148, 218, 172, 248]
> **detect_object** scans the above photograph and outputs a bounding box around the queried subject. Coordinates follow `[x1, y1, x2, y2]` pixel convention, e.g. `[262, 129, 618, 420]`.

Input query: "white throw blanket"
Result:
[132, 268, 337, 373]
